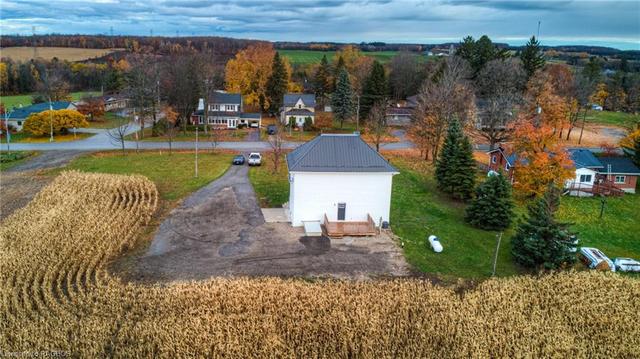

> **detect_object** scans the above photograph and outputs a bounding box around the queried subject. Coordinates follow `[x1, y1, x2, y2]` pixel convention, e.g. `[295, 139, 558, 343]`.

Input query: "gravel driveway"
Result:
[124, 165, 409, 282]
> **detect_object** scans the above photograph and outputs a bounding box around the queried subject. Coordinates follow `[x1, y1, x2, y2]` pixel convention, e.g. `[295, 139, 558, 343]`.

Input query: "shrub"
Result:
[465, 173, 514, 230]
[23, 109, 89, 136]
[303, 116, 314, 131]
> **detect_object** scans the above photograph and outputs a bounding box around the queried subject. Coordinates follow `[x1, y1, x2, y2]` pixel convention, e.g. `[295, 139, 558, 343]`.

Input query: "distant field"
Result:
[279, 49, 413, 65]
[0, 91, 101, 109]
[584, 110, 639, 129]
[0, 47, 121, 62]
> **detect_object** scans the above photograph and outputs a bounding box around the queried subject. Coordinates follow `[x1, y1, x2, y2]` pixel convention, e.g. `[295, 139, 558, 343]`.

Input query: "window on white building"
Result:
[615, 175, 626, 184]
[226, 105, 234, 111]
[491, 155, 497, 164]
[579, 174, 592, 183]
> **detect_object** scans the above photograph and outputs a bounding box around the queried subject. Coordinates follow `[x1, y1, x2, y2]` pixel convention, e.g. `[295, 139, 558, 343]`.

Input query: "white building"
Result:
[286, 134, 399, 228]
[280, 93, 316, 126]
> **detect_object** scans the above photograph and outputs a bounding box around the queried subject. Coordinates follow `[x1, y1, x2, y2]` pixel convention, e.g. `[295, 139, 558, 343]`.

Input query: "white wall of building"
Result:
[565, 167, 597, 188]
[288, 171, 395, 226]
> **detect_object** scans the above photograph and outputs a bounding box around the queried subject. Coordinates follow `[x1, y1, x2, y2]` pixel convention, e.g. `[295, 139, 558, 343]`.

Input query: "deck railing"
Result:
[323, 213, 377, 238]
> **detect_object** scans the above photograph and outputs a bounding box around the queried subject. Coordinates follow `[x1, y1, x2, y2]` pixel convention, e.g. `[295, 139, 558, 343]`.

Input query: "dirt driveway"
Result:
[125, 165, 409, 282]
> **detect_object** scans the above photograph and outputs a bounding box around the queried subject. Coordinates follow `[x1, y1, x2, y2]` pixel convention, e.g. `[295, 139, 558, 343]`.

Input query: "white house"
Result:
[286, 134, 399, 230]
[281, 93, 316, 126]
[191, 91, 261, 129]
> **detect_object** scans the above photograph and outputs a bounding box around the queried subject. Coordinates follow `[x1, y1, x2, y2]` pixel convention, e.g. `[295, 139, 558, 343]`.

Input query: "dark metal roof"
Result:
[9, 101, 73, 119]
[568, 149, 604, 169]
[209, 92, 241, 104]
[597, 156, 640, 175]
[284, 108, 314, 116]
[286, 134, 398, 173]
[283, 93, 316, 107]
[240, 112, 261, 119]
[386, 107, 412, 115]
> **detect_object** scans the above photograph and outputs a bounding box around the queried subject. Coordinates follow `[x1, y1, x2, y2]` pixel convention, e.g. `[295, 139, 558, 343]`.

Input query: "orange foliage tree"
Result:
[511, 117, 573, 197]
[76, 97, 105, 121]
[224, 44, 298, 111]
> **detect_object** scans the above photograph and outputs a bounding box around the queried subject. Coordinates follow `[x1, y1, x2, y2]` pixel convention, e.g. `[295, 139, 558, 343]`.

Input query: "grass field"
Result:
[64, 151, 233, 201]
[249, 159, 289, 207]
[5, 132, 94, 143]
[0, 151, 37, 171]
[585, 110, 639, 128]
[279, 49, 411, 65]
[0, 46, 121, 62]
[86, 112, 127, 129]
[125, 127, 250, 142]
[0, 91, 101, 109]
[249, 152, 640, 279]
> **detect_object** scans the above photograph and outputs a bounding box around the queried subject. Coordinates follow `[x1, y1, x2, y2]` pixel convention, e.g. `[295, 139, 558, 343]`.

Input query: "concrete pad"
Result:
[303, 221, 322, 236]
[261, 208, 290, 223]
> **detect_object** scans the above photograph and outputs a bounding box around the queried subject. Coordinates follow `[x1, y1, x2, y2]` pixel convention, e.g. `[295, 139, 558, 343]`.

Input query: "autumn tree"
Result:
[411, 56, 475, 161]
[107, 115, 131, 156]
[162, 105, 179, 155]
[621, 125, 640, 167]
[35, 68, 71, 103]
[590, 83, 609, 108]
[435, 118, 476, 200]
[582, 57, 602, 83]
[511, 185, 576, 270]
[266, 52, 288, 115]
[332, 68, 354, 128]
[128, 56, 160, 137]
[388, 51, 421, 100]
[23, 109, 88, 136]
[520, 36, 545, 79]
[366, 101, 388, 152]
[333, 45, 373, 94]
[465, 172, 514, 230]
[76, 97, 105, 122]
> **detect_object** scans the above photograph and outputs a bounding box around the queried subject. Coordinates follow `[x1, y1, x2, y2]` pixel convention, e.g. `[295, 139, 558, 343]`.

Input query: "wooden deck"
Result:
[323, 214, 377, 238]
[565, 181, 625, 197]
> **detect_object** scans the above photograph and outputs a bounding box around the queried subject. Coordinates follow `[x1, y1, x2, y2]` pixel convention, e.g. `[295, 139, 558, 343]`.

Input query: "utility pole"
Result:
[195, 126, 199, 178]
[492, 232, 503, 276]
[355, 95, 360, 132]
[48, 98, 54, 142]
[4, 110, 12, 151]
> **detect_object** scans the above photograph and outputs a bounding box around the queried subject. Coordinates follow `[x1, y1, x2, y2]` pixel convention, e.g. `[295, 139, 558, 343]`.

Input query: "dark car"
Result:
[267, 124, 277, 135]
[232, 154, 245, 165]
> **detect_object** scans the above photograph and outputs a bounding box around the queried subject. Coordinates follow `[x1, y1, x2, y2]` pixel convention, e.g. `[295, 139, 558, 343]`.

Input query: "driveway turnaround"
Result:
[124, 165, 409, 281]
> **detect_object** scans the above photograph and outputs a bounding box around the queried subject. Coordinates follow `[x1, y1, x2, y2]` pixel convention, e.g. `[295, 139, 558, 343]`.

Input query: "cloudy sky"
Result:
[1, 0, 639, 49]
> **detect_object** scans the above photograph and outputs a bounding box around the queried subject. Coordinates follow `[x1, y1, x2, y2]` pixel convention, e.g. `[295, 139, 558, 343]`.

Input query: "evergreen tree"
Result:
[360, 60, 387, 121]
[465, 173, 514, 230]
[631, 136, 640, 168]
[314, 55, 331, 105]
[435, 118, 476, 199]
[511, 186, 576, 270]
[456, 35, 509, 75]
[520, 36, 545, 79]
[331, 68, 354, 128]
[266, 52, 288, 115]
[582, 57, 602, 83]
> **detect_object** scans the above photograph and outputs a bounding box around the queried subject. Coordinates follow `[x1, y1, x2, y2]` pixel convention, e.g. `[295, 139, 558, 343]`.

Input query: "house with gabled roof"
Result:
[280, 93, 316, 127]
[5, 101, 77, 131]
[286, 134, 399, 236]
[191, 91, 261, 129]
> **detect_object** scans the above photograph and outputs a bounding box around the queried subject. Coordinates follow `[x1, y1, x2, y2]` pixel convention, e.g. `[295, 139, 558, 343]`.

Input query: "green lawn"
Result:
[584, 110, 639, 129]
[5, 132, 94, 143]
[0, 151, 37, 171]
[64, 151, 233, 201]
[0, 91, 101, 110]
[279, 50, 412, 65]
[124, 127, 249, 142]
[87, 112, 128, 129]
[248, 159, 289, 207]
[248, 154, 640, 280]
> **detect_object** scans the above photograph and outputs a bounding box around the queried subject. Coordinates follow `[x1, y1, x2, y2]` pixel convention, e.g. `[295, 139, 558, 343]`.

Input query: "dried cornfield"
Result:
[1, 171, 639, 358]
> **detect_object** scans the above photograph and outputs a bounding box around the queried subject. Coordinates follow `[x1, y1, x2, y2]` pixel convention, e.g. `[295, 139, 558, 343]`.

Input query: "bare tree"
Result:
[268, 119, 285, 173]
[162, 105, 179, 155]
[476, 92, 521, 149]
[411, 56, 475, 162]
[126, 56, 158, 139]
[107, 116, 131, 156]
[208, 126, 220, 153]
[388, 51, 421, 100]
[367, 101, 388, 152]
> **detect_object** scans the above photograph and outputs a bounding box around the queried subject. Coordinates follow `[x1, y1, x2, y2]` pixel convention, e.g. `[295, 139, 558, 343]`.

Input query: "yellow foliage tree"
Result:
[0, 62, 8, 91]
[590, 83, 609, 107]
[23, 109, 89, 136]
[225, 43, 275, 109]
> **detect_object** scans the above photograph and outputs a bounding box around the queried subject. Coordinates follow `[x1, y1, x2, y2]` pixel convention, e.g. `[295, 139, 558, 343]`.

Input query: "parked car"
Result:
[591, 104, 603, 111]
[614, 257, 640, 272]
[250, 122, 260, 128]
[427, 235, 443, 253]
[267, 125, 277, 135]
[248, 152, 262, 166]
[232, 154, 245, 165]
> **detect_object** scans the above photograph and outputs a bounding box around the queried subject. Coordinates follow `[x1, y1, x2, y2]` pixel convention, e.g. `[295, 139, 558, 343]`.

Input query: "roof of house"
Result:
[209, 92, 242, 104]
[568, 149, 604, 169]
[597, 156, 640, 175]
[240, 112, 261, 119]
[283, 93, 316, 107]
[9, 101, 73, 119]
[287, 134, 398, 173]
[386, 107, 413, 116]
[284, 108, 314, 116]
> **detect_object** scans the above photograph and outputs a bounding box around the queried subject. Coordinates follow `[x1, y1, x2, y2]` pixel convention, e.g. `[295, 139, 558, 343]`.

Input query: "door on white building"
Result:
[337, 203, 346, 221]
[228, 119, 237, 128]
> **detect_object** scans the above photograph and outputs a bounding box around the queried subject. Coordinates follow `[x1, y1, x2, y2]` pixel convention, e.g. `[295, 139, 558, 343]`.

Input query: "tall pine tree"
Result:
[360, 60, 387, 121]
[266, 52, 288, 115]
[332, 68, 354, 128]
[511, 185, 576, 270]
[314, 55, 331, 105]
[435, 118, 476, 199]
[520, 36, 545, 79]
[465, 173, 514, 230]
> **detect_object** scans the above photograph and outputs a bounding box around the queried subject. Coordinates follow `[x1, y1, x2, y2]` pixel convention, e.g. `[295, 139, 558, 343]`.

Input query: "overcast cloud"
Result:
[1, 0, 638, 49]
